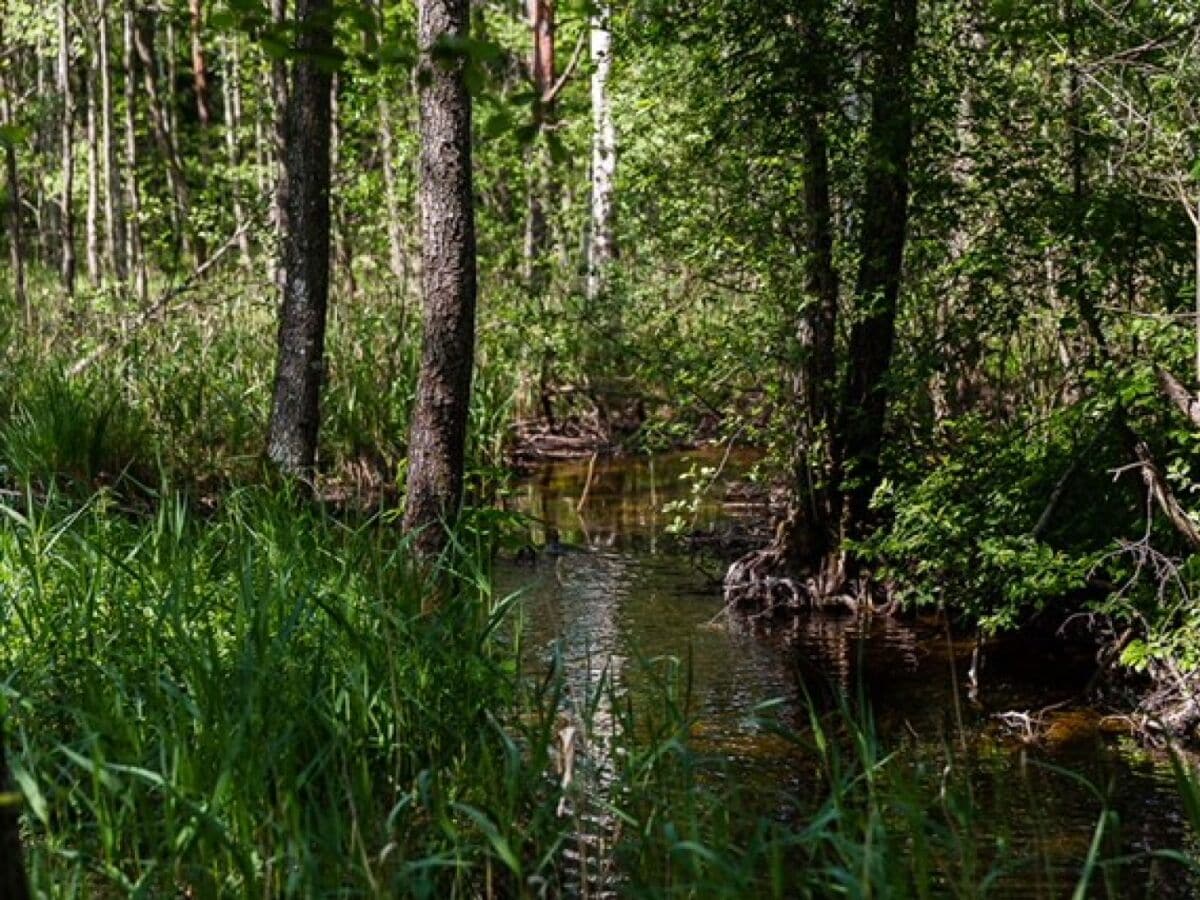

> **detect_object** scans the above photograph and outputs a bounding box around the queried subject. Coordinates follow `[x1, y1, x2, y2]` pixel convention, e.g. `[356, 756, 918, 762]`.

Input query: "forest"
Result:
[3, 0, 1200, 895]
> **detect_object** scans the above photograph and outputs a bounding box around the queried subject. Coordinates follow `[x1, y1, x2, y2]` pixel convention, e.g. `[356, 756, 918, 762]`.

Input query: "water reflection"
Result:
[497, 450, 1199, 897]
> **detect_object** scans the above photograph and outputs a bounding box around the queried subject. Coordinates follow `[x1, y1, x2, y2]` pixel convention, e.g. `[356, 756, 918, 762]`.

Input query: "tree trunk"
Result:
[0, 720, 30, 900]
[133, 14, 194, 261]
[122, 0, 147, 299]
[266, 0, 334, 475]
[523, 0, 554, 294]
[378, 92, 409, 287]
[269, 0, 289, 288]
[0, 15, 28, 326]
[403, 0, 478, 559]
[585, 2, 615, 302]
[99, 0, 128, 283]
[58, 0, 76, 295]
[785, 0, 841, 572]
[835, 0, 919, 546]
[219, 33, 251, 263]
[724, 0, 844, 607]
[85, 46, 101, 285]
[330, 72, 355, 297]
[189, 0, 212, 126]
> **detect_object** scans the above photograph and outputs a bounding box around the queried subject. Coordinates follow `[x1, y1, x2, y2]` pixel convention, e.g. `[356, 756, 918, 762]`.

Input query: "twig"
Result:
[542, 30, 587, 107]
[576, 451, 598, 513]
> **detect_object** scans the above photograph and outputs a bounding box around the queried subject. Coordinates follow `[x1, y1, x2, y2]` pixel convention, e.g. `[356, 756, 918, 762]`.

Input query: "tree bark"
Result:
[269, 0, 289, 288]
[122, 0, 147, 299]
[378, 92, 409, 286]
[523, 0, 555, 294]
[784, 0, 841, 572]
[99, 0, 128, 283]
[58, 0, 76, 295]
[85, 45, 101, 285]
[266, 0, 334, 475]
[585, 2, 615, 302]
[189, 0, 212, 126]
[330, 72, 356, 297]
[0, 14, 28, 325]
[403, 0, 478, 559]
[219, 33, 251, 263]
[835, 0, 919, 545]
[0, 719, 30, 900]
[724, 0, 845, 607]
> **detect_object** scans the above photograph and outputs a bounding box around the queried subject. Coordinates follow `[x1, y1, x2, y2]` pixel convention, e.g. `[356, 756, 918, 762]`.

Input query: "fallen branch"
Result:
[1128, 435, 1200, 550]
[1157, 366, 1200, 429]
[67, 224, 251, 378]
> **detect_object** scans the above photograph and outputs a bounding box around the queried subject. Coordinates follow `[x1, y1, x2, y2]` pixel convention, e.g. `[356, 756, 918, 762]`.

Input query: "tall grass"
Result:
[1, 274, 1197, 897]
[4, 484, 1199, 896]
[0, 488, 570, 896]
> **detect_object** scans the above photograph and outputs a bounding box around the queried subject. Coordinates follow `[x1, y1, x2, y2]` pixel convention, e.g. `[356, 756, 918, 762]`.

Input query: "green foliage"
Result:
[0, 488, 570, 895]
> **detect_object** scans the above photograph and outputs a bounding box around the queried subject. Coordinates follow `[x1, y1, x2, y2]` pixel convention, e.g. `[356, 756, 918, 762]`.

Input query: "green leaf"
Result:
[483, 111, 512, 139]
[546, 132, 570, 165]
[0, 124, 29, 148]
[452, 803, 522, 876]
[8, 762, 48, 826]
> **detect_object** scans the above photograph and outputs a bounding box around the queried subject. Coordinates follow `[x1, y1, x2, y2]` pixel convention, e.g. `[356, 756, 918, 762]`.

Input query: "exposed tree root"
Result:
[722, 518, 887, 621]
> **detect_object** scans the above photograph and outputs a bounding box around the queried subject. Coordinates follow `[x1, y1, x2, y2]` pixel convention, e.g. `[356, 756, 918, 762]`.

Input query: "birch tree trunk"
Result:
[378, 93, 408, 286]
[403, 0, 478, 559]
[99, 0, 127, 282]
[220, 33, 250, 262]
[266, 0, 333, 475]
[586, 2, 615, 302]
[330, 72, 356, 297]
[58, 0, 77, 295]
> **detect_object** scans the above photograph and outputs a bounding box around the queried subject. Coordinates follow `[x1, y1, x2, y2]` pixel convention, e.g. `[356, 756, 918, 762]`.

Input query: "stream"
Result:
[496, 450, 1198, 897]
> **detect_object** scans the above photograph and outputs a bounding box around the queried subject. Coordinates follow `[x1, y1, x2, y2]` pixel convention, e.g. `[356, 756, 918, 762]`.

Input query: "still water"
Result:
[496, 449, 1198, 897]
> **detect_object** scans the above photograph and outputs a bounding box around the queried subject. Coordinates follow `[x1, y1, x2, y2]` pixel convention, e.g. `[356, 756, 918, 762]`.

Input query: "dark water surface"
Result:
[496, 450, 1199, 897]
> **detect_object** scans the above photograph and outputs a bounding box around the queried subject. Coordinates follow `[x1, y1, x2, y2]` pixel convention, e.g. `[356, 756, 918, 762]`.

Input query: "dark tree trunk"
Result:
[725, 0, 847, 606]
[0, 721, 30, 900]
[58, 0, 76, 295]
[99, 0, 128, 284]
[403, 0, 478, 559]
[835, 0, 918, 546]
[725, 0, 918, 610]
[269, 0, 289, 287]
[0, 15, 28, 325]
[266, 0, 334, 475]
[523, 0, 555, 295]
[189, 0, 212, 126]
[784, 0, 841, 571]
[122, 0, 147, 300]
